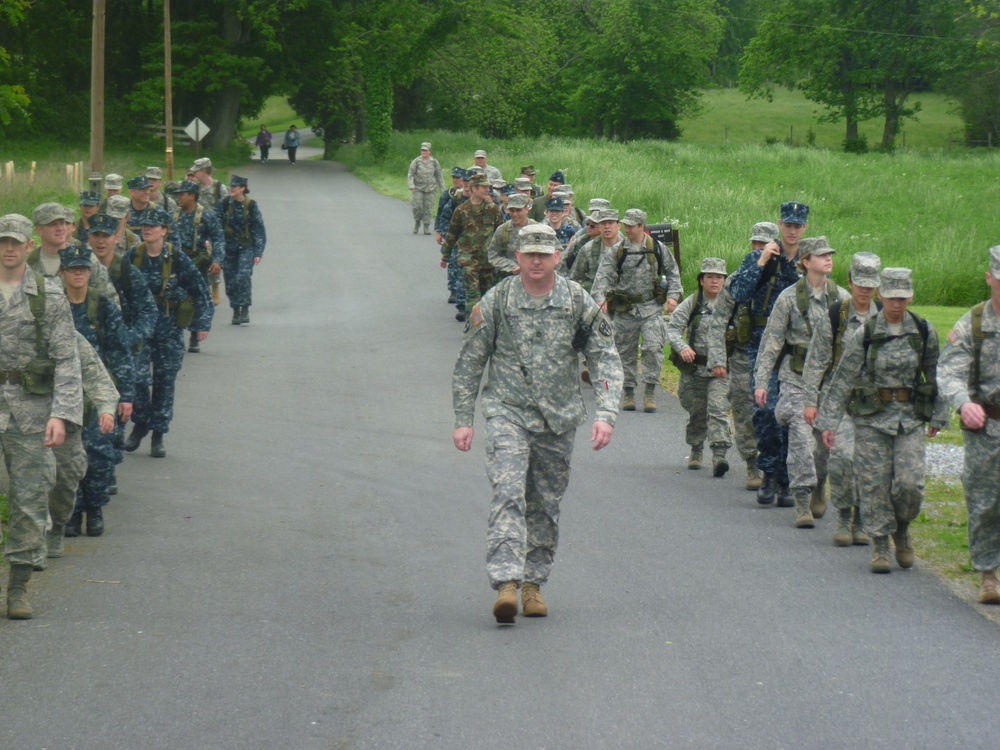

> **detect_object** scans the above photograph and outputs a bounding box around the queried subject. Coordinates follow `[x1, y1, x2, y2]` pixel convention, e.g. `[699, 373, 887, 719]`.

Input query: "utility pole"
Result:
[164, 0, 174, 180]
[88, 0, 106, 191]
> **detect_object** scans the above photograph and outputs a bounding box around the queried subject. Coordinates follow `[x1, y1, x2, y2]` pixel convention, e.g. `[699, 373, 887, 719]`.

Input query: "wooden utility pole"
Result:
[164, 0, 174, 179]
[88, 0, 106, 190]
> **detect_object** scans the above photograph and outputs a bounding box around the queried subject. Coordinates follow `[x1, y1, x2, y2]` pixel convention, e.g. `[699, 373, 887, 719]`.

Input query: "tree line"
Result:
[1, 0, 998, 156]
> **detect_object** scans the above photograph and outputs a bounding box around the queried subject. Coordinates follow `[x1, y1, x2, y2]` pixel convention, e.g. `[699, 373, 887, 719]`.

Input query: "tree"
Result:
[0, 0, 30, 127]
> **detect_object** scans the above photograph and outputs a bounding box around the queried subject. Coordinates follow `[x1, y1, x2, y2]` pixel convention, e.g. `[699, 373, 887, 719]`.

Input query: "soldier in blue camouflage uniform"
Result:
[124, 209, 213, 458]
[215, 175, 266, 325]
[938, 246, 1000, 604]
[442, 173, 503, 320]
[452, 224, 623, 623]
[169, 180, 226, 350]
[437, 170, 470, 321]
[0, 214, 83, 619]
[728, 202, 809, 506]
[126, 175, 154, 233]
[75, 190, 102, 245]
[817, 268, 949, 574]
[529, 171, 565, 222]
[57, 246, 134, 538]
[541, 197, 577, 250]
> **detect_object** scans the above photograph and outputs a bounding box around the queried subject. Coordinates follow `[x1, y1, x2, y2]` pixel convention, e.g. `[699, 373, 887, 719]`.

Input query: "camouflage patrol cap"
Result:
[190, 157, 212, 172]
[33, 202, 74, 225]
[466, 166, 485, 176]
[621, 208, 647, 227]
[87, 214, 119, 236]
[507, 194, 531, 210]
[79, 190, 101, 206]
[520, 165, 537, 176]
[750, 221, 779, 243]
[699, 257, 727, 276]
[0, 214, 32, 243]
[595, 208, 620, 223]
[168, 180, 201, 196]
[545, 197, 566, 211]
[474, 149, 487, 158]
[451, 167, 465, 178]
[420, 141, 431, 151]
[553, 184, 574, 196]
[849, 252, 881, 288]
[490, 179, 506, 190]
[879, 267, 913, 298]
[230, 175, 250, 193]
[780, 201, 809, 225]
[549, 170, 566, 184]
[798, 236, 835, 257]
[468, 173, 490, 187]
[139, 208, 172, 228]
[513, 177, 533, 192]
[588, 198, 610, 212]
[145, 166, 163, 180]
[518, 224, 559, 255]
[104, 173, 123, 190]
[59, 244, 93, 269]
[990, 245, 1000, 280]
[107, 194, 131, 219]
[128, 175, 151, 190]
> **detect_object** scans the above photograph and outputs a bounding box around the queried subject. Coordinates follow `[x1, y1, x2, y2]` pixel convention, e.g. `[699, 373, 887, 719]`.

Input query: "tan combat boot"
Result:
[870, 536, 892, 574]
[7, 564, 33, 619]
[46, 524, 66, 558]
[745, 457, 762, 491]
[493, 581, 519, 624]
[622, 388, 636, 411]
[892, 523, 914, 569]
[978, 570, 1000, 605]
[711, 446, 729, 477]
[809, 476, 828, 519]
[521, 582, 548, 617]
[643, 383, 657, 413]
[687, 446, 703, 470]
[851, 507, 870, 545]
[833, 508, 852, 547]
[794, 491, 815, 529]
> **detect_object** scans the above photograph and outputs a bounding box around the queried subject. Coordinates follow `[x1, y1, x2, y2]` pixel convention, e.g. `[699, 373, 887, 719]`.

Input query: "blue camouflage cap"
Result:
[230, 174, 249, 190]
[169, 180, 201, 195]
[59, 244, 93, 269]
[501, 184, 516, 196]
[549, 170, 565, 184]
[128, 175, 151, 190]
[139, 208, 172, 227]
[87, 214, 119, 235]
[451, 167, 465, 178]
[79, 190, 101, 206]
[545, 197, 565, 211]
[780, 201, 809, 225]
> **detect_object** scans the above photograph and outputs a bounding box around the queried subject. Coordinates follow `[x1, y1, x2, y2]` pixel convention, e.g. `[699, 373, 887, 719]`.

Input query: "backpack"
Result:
[132, 243, 196, 328]
[969, 301, 998, 401]
[858, 311, 936, 421]
[22, 271, 56, 395]
[614, 234, 668, 304]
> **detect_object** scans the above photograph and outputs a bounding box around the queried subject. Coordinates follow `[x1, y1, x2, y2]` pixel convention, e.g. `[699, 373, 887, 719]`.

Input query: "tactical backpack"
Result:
[778, 276, 839, 374]
[222, 197, 257, 245]
[852, 311, 936, 420]
[173, 204, 212, 270]
[22, 271, 55, 395]
[132, 242, 196, 328]
[608, 235, 669, 311]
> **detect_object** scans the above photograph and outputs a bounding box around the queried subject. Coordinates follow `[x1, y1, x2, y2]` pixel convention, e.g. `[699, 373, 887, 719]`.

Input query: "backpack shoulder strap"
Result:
[28, 271, 47, 355]
[971, 301, 987, 391]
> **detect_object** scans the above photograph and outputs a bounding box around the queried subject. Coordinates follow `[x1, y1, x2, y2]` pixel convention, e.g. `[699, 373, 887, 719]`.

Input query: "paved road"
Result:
[2, 159, 999, 749]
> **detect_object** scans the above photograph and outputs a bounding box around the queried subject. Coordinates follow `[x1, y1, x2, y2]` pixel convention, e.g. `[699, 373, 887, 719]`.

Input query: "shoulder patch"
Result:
[595, 314, 614, 341]
[469, 304, 484, 328]
[947, 328, 959, 345]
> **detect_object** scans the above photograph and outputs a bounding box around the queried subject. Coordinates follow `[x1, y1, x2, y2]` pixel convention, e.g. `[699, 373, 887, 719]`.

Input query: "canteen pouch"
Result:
[605, 291, 631, 315]
[849, 384, 884, 417]
[913, 382, 938, 422]
[175, 298, 196, 329]
[735, 305, 751, 344]
[669, 348, 695, 374]
[193, 252, 213, 272]
[788, 344, 807, 375]
[21, 357, 55, 395]
[654, 286, 668, 306]
[725, 328, 737, 357]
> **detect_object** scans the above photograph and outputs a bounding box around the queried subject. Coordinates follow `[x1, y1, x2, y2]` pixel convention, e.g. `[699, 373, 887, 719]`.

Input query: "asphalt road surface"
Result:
[2, 158, 999, 750]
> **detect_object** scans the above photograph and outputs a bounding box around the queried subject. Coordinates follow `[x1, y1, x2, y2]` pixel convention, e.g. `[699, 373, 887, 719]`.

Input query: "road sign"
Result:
[184, 117, 210, 143]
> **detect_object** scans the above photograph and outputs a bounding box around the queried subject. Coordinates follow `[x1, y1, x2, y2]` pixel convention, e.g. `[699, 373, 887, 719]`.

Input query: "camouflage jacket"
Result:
[171, 204, 226, 265]
[0, 273, 83, 431]
[76, 333, 119, 417]
[728, 247, 801, 326]
[69, 294, 135, 404]
[407, 156, 444, 192]
[801, 300, 879, 408]
[453, 275, 623, 433]
[666, 291, 719, 378]
[591, 236, 683, 312]
[215, 196, 266, 257]
[436, 190, 464, 235]
[441, 200, 502, 266]
[939, 300, 1000, 439]
[540, 217, 577, 251]
[705, 279, 739, 370]
[28, 246, 121, 308]
[487, 219, 537, 276]
[196, 180, 227, 213]
[816, 311, 950, 435]
[151, 192, 178, 215]
[126, 243, 214, 334]
[103, 255, 158, 348]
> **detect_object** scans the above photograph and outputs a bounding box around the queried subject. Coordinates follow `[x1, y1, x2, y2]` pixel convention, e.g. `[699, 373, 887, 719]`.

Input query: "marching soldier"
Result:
[215, 175, 266, 325]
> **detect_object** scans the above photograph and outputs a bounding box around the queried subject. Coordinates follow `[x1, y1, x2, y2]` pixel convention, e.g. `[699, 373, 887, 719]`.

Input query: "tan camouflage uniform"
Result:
[407, 154, 444, 231]
[486, 218, 537, 281]
[442, 197, 503, 315]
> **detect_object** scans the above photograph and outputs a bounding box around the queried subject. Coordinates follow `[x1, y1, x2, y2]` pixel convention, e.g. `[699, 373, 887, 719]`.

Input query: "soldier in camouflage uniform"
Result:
[817, 268, 949, 574]
[407, 142, 444, 235]
[729, 202, 810, 506]
[553, 184, 586, 229]
[437, 170, 471, 321]
[473, 149, 503, 183]
[706, 222, 779, 491]
[106, 195, 140, 255]
[529, 170, 565, 222]
[519, 165, 544, 198]
[452, 224, 623, 623]
[592, 208, 682, 413]
[189, 158, 227, 305]
[560, 199, 608, 276]
[169, 180, 226, 351]
[124, 209, 213, 458]
[668, 258, 733, 474]
[938, 246, 1000, 604]
[215, 175, 266, 325]
[74, 190, 102, 245]
[98, 173, 123, 213]
[0, 214, 82, 619]
[755, 237, 848, 528]
[568, 205, 624, 292]
[126, 175, 154, 233]
[487, 193, 537, 282]
[802, 252, 881, 547]
[541, 197, 577, 250]
[441, 173, 503, 319]
[146, 167, 178, 214]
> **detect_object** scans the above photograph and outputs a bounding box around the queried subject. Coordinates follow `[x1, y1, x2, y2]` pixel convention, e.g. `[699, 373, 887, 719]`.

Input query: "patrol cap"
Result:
[59, 244, 93, 269]
[33, 202, 74, 225]
[87, 214, 119, 236]
[451, 166, 465, 178]
[490, 179, 506, 190]
[169, 180, 201, 196]
[513, 177, 533, 192]
[750, 221, 779, 243]
[128, 175, 151, 190]
[549, 170, 565, 184]
[501, 184, 516, 196]
[190, 157, 212, 172]
[849, 252, 881, 288]
[145, 166, 163, 180]
[107, 194, 131, 219]
[507, 194, 531, 210]
[230, 175, 249, 193]
[139, 208, 172, 227]
[0, 213, 32, 243]
[798, 236, 835, 257]
[420, 141, 431, 151]
[553, 184, 574, 196]
[468, 173, 490, 187]
[990, 245, 1000, 280]
[595, 208, 620, 223]
[466, 166, 485, 176]
[621, 208, 647, 226]
[879, 267, 913, 298]
[79, 190, 101, 206]
[545, 197, 565, 211]
[780, 201, 809, 225]
[518, 224, 559, 255]
[699, 257, 727, 276]
[520, 165, 537, 176]
[104, 173, 123, 190]
[474, 149, 487, 158]
[588, 198, 610, 212]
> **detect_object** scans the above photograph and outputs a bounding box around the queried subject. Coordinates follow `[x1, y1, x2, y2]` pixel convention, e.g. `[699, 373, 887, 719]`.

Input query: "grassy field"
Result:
[239, 96, 301, 140]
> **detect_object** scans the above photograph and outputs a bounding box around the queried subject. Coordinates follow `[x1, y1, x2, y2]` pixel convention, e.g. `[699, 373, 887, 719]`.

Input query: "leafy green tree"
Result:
[0, 0, 30, 127]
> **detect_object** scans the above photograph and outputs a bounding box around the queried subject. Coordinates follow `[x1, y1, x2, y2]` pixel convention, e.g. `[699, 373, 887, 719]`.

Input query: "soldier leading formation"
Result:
[0, 157, 267, 620]
[420, 150, 999, 622]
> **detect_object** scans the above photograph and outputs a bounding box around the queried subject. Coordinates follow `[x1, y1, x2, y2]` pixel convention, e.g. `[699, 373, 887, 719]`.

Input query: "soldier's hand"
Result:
[197, 331, 209, 342]
[598, 300, 608, 313]
[591, 420, 614, 450]
[436, 231, 443, 246]
[758, 241, 781, 267]
[959, 402, 987, 431]
[253, 257, 262, 265]
[754, 387, 768, 408]
[44, 417, 65, 448]
[666, 298, 678, 313]
[803, 406, 818, 426]
[118, 402, 133, 423]
[822, 430, 836, 449]
[98, 413, 115, 433]
[680, 347, 696, 364]
[711, 366, 727, 379]
[208, 263, 221, 275]
[440, 259, 448, 269]
[453, 427, 474, 451]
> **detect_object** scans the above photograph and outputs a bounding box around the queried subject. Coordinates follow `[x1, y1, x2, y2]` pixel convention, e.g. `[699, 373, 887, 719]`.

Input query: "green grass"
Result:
[239, 96, 301, 140]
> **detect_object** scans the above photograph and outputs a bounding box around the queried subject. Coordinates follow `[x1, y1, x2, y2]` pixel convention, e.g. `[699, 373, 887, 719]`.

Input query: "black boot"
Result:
[240, 306, 250, 324]
[776, 483, 794, 508]
[757, 473, 776, 505]
[64, 511, 83, 538]
[188, 331, 200, 353]
[231, 307, 241, 325]
[86, 507, 105, 537]
[150, 431, 166, 458]
[108, 474, 117, 496]
[125, 424, 149, 452]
